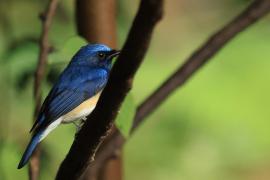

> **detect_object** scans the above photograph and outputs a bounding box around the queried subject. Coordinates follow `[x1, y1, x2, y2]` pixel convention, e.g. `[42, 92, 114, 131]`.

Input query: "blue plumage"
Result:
[18, 44, 120, 169]
[17, 129, 44, 169]
[37, 67, 108, 127]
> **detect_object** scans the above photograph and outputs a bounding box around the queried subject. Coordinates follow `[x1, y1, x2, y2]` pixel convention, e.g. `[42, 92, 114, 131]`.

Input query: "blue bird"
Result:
[17, 44, 120, 169]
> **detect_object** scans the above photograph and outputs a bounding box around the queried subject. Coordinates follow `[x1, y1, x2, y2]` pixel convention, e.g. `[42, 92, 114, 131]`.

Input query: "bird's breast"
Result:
[62, 92, 101, 123]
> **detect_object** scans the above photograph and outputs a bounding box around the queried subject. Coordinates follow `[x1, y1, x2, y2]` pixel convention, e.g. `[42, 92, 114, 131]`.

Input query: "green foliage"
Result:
[115, 92, 136, 138]
[46, 36, 87, 85]
[1, 1, 270, 180]
[1, 41, 38, 91]
[48, 36, 87, 65]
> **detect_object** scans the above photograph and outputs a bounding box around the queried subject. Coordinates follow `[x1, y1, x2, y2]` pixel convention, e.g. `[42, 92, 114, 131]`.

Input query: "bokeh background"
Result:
[1, 0, 270, 179]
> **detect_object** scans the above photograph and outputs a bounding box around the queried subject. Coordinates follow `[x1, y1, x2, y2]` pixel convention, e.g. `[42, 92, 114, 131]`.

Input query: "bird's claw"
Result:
[82, 117, 87, 122]
[74, 117, 87, 137]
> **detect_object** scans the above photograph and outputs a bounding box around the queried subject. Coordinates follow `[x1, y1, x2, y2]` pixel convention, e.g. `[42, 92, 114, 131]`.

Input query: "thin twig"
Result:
[29, 0, 58, 180]
[86, 0, 270, 176]
[55, 0, 164, 179]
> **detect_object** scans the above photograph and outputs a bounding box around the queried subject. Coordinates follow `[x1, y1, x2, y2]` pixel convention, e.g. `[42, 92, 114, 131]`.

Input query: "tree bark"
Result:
[87, 0, 270, 172]
[76, 0, 117, 46]
[75, 1, 121, 180]
[56, 0, 163, 179]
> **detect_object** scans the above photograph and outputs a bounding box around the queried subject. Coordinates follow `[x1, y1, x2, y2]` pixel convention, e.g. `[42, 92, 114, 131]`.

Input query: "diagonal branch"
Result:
[55, 0, 164, 179]
[87, 0, 270, 176]
[30, 0, 58, 180]
[132, 0, 270, 131]
[75, 0, 122, 179]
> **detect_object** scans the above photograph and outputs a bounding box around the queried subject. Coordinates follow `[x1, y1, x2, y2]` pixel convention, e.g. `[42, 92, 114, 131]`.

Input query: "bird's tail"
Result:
[17, 130, 44, 169]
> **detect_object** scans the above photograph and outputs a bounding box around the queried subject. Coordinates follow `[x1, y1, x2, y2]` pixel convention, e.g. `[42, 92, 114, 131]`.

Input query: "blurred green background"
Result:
[1, 0, 270, 179]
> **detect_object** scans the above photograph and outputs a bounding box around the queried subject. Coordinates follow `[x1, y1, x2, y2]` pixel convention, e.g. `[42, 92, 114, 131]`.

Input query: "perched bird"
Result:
[17, 44, 120, 169]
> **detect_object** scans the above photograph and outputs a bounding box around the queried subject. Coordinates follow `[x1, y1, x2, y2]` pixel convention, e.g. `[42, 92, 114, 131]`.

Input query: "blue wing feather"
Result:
[31, 66, 108, 132]
[18, 129, 44, 169]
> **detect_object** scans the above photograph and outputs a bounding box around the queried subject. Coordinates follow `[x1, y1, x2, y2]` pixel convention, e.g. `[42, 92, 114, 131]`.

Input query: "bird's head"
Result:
[70, 44, 120, 70]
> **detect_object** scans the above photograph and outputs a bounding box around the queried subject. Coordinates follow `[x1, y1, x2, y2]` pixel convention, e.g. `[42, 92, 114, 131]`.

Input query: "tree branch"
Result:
[75, 0, 122, 179]
[55, 0, 164, 179]
[76, 0, 117, 46]
[87, 0, 270, 175]
[29, 0, 58, 180]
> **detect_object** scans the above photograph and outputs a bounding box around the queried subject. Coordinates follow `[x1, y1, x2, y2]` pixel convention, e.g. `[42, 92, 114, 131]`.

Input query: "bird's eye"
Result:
[98, 53, 105, 59]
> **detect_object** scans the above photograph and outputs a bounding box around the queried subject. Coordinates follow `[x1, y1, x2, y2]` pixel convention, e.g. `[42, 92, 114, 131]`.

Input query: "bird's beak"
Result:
[108, 49, 121, 59]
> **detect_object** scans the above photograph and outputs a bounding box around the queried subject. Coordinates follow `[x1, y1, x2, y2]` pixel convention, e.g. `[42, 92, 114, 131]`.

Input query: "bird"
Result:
[17, 44, 120, 169]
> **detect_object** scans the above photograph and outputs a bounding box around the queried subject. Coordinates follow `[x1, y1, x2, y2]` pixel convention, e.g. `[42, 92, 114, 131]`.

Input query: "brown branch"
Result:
[29, 0, 58, 180]
[75, 0, 122, 180]
[87, 0, 270, 176]
[76, 0, 117, 47]
[55, 0, 164, 179]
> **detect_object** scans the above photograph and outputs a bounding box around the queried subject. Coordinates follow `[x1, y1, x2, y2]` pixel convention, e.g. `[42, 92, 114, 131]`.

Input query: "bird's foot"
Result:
[72, 121, 81, 133]
[74, 117, 88, 136]
[81, 117, 87, 123]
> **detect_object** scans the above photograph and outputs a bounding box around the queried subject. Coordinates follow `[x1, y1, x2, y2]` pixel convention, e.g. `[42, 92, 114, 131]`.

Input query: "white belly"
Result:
[62, 106, 95, 123]
[39, 93, 101, 142]
[61, 92, 101, 123]
[39, 105, 94, 142]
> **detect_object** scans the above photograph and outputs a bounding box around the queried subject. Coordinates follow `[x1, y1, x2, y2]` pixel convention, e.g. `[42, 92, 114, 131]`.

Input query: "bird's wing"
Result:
[30, 69, 108, 133]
